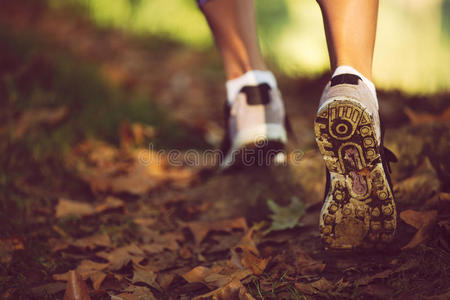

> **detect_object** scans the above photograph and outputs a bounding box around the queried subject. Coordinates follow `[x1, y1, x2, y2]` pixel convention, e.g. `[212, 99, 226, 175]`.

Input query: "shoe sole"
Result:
[220, 123, 287, 170]
[314, 99, 397, 250]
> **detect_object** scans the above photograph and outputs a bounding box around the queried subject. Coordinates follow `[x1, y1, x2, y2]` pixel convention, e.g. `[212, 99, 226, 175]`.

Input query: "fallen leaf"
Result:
[310, 277, 334, 292]
[131, 263, 161, 291]
[68, 143, 196, 195]
[53, 260, 109, 286]
[231, 229, 269, 276]
[73, 234, 112, 251]
[56, 198, 95, 218]
[400, 209, 438, 250]
[185, 217, 248, 245]
[97, 244, 145, 271]
[49, 234, 111, 253]
[264, 197, 305, 235]
[121, 285, 157, 300]
[394, 158, 441, 206]
[56, 198, 125, 219]
[156, 272, 176, 291]
[14, 107, 68, 139]
[179, 246, 192, 259]
[94, 196, 124, 214]
[193, 278, 256, 300]
[182, 265, 251, 290]
[63, 270, 91, 300]
[182, 266, 225, 289]
[404, 106, 450, 126]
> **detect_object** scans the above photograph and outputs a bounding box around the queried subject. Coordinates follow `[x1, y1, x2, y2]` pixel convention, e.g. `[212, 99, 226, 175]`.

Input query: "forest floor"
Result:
[1, 2, 449, 299]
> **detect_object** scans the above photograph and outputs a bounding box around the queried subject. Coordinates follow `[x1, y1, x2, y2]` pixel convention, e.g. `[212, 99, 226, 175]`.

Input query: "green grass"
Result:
[246, 272, 303, 300]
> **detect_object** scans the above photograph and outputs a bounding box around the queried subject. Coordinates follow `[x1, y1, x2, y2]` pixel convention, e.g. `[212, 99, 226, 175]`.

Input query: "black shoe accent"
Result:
[241, 83, 271, 105]
[331, 74, 361, 87]
[220, 101, 232, 157]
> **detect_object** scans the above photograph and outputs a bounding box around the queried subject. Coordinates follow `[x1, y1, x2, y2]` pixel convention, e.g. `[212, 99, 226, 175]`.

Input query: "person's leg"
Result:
[314, 0, 397, 250]
[317, 0, 379, 79]
[200, 0, 266, 80]
[198, 0, 287, 169]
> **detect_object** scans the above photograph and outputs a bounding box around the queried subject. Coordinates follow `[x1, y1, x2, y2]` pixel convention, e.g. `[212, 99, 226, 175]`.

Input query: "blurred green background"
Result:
[53, 0, 450, 95]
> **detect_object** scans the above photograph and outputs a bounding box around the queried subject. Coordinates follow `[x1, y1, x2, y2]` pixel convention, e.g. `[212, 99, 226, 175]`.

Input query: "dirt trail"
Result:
[1, 2, 450, 299]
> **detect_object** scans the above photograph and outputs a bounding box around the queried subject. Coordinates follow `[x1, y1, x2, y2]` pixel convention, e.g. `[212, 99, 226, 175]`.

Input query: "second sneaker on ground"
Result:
[220, 83, 287, 169]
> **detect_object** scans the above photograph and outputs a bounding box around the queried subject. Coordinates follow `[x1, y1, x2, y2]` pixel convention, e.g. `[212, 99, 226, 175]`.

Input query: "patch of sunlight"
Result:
[270, 0, 328, 76]
[374, 0, 450, 94]
[63, 0, 450, 94]
[129, 0, 211, 47]
[74, 0, 212, 47]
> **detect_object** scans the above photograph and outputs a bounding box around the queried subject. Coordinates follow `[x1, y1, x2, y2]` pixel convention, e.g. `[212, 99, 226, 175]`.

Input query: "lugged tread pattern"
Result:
[315, 99, 397, 250]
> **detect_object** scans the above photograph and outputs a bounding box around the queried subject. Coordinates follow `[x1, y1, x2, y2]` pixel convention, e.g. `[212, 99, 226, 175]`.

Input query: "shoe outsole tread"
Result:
[315, 99, 397, 250]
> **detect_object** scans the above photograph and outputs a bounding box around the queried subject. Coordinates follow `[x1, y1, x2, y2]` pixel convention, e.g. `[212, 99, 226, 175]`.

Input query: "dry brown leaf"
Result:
[229, 229, 270, 276]
[94, 196, 124, 214]
[193, 278, 256, 300]
[56, 198, 95, 218]
[131, 263, 161, 291]
[63, 270, 91, 300]
[179, 246, 192, 259]
[49, 234, 111, 253]
[139, 230, 184, 254]
[140, 243, 165, 254]
[182, 266, 224, 289]
[73, 234, 112, 250]
[393, 158, 441, 206]
[133, 217, 157, 228]
[91, 272, 108, 290]
[53, 260, 109, 284]
[14, 107, 68, 139]
[121, 285, 157, 300]
[96, 244, 145, 271]
[56, 197, 125, 219]
[157, 272, 176, 291]
[68, 143, 196, 195]
[310, 277, 334, 292]
[400, 209, 438, 250]
[182, 265, 251, 291]
[404, 107, 450, 126]
[185, 217, 248, 245]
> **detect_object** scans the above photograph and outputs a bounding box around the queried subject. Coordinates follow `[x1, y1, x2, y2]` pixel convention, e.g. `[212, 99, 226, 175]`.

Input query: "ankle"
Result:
[226, 70, 277, 105]
[332, 65, 378, 110]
